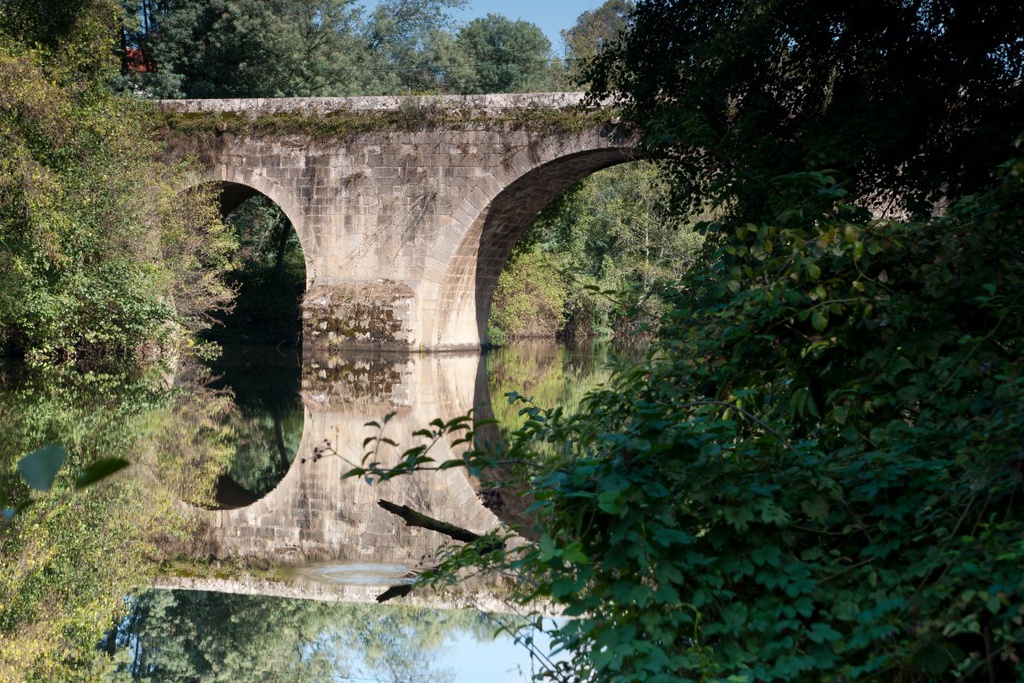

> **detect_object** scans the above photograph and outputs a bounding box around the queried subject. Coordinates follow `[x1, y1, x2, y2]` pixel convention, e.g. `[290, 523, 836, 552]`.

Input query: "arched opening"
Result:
[435, 146, 643, 349]
[194, 181, 308, 509]
[451, 151, 707, 531]
[486, 159, 703, 345]
[205, 183, 307, 348]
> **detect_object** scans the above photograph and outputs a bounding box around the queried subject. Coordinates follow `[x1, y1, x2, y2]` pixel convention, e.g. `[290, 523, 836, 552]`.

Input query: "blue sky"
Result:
[359, 0, 609, 55]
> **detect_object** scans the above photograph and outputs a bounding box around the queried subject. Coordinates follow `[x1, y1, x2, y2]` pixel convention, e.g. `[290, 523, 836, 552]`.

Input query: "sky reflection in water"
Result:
[101, 341, 606, 681]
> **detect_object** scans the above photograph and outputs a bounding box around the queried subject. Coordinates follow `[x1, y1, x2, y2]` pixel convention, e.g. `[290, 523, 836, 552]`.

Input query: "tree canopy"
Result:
[0, 0, 234, 361]
[589, 0, 1024, 220]
[448, 14, 560, 94]
[561, 0, 633, 85]
[118, 0, 563, 96]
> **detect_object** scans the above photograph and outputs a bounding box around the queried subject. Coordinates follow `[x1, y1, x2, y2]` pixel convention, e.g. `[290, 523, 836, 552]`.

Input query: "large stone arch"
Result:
[184, 166, 316, 288]
[426, 132, 642, 349]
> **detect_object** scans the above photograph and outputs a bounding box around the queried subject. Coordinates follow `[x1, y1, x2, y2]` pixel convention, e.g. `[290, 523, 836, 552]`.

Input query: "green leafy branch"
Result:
[2, 444, 129, 523]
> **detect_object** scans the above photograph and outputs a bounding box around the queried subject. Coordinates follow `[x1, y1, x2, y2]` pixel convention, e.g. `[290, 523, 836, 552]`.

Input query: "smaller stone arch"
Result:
[183, 166, 316, 289]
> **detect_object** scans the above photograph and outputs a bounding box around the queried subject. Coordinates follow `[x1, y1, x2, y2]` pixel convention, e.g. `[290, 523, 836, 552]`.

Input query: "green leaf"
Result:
[18, 444, 67, 492]
[889, 356, 914, 374]
[653, 528, 695, 547]
[811, 310, 828, 332]
[597, 490, 623, 514]
[538, 532, 560, 562]
[562, 542, 590, 565]
[800, 497, 830, 523]
[74, 458, 130, 489]
[751, 544, 782, 567]
[807, 622, 842, 644]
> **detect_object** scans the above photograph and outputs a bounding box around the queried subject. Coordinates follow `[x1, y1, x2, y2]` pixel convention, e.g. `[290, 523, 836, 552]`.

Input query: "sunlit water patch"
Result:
[293, 562, 415, 586]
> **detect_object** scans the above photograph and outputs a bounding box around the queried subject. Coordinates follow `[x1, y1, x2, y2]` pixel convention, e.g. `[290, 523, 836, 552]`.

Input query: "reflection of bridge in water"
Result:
[195, 352, 506, 574]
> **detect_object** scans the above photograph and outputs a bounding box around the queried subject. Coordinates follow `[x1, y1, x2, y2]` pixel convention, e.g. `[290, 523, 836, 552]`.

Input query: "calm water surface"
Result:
[1, 342, 620, 680]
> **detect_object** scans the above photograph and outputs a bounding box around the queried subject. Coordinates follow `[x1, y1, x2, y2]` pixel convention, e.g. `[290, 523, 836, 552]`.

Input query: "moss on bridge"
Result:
[151, 101, 622, 143]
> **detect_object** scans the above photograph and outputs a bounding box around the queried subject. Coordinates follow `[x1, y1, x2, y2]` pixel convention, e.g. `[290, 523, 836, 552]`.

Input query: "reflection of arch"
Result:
[199, 401, 312, 512]
[194, 354, 507, 565]
[184, 167, 315, 288]
[431, 141, 642, 349]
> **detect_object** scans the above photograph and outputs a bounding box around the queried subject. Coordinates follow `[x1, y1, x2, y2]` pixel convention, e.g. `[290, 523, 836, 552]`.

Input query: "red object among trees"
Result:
[124, 47, 153, 73]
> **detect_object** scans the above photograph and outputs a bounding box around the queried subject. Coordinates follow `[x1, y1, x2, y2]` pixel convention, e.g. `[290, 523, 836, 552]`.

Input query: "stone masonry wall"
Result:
[161, 93, 640, 350]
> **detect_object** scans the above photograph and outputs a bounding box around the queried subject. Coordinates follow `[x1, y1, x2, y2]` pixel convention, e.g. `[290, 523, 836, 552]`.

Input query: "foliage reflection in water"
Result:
[1, 342, 611, 680]
[202, 345, 303, 509]
[486, 341, 620, 453]
[105, 589, 553, 683]
[0, 359, 226, 679]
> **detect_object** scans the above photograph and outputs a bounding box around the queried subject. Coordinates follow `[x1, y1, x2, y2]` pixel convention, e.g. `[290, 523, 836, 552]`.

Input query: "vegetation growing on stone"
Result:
[153, 103, 617, 142]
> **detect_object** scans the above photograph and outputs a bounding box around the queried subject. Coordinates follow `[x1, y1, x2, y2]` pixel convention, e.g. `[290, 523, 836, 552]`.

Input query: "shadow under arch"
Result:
[203, 398, 310, 512]
[186, 172, 310, 348]
[434, 141, 644, 349]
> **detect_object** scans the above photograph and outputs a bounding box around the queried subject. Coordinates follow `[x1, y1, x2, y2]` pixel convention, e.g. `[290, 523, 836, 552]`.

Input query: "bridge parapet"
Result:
[159, 91, 590, 116]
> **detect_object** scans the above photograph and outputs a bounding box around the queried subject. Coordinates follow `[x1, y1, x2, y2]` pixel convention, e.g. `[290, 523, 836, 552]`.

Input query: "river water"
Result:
[1, 341, 618, 681]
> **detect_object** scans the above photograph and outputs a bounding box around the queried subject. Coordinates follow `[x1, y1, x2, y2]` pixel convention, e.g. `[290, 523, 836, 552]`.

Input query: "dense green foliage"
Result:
[489, 251, 568, 343]
[589, 0, 1024, 220]
[0, 0, 234, 362]
[360, 155, 1024, 683]
[489, 162, 703, 342]
[120, 0, 564, 97]
[517, 163, 1024, 682]
[447, 14, 561, 94]
[204, 195, 306, 347]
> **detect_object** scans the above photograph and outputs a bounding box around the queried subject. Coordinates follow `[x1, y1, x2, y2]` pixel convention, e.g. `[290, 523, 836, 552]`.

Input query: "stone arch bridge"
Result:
[161, 92, 639, 351]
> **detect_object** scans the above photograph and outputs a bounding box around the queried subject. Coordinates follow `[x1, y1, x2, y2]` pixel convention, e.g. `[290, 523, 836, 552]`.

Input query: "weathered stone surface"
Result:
[164, 93, 641, 350]
[303, 282, 416, 351]
[159, 92, 590, 115]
